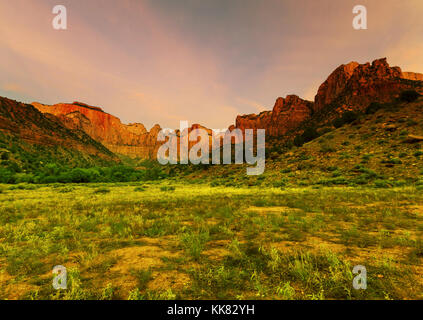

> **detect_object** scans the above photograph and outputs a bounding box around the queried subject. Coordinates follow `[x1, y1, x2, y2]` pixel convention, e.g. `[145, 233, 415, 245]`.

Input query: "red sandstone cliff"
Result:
[402, 72, 423, 81]
[25, 57, 423, 159]
[0, 96, 117, 161]
[314, 58, 414, 113]
[32, 101, 162, 159]
[235, 58, 423, 137]
[236, 95, 314, 137]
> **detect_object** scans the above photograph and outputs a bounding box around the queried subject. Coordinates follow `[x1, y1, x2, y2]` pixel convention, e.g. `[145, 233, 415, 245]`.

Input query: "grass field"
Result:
[0, 182, 422, 300]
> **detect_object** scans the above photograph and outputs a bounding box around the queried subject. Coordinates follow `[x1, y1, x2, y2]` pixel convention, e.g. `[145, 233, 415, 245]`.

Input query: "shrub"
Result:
[294, 127, 319, 147]
[333, 111, 359, 128]
[332, 118, 344, 129]
[293, 136, 305, 147]
[210, 181, 220, 187]
[326, 166, 338, 172]
[317, 177, 348, 186]
[399, 90, 420, 103]
[382, 157, 402, 165]
[320, 144, 336, 153]
[365, 102, 383, 114]
[342, 111, 359, 124]
[1, 152, 10, 160]
[93, 187, 110, 194]
[318, 127, 332, 136]
[160, 186, 175, 192]
[273, 178, 288, 188]
[302, 127, 319, 142]
[374, 180, 392, 188]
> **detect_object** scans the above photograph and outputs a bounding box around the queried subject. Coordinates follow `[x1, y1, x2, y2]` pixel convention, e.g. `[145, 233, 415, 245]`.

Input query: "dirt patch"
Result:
[0, 269, 35, 299]
[109, 245, 181, 274]
[148, 270, 190, 291]
[407, 205, 423, 215]
[203, 247, 229, 261]
[246, 206, 303, 215]
[96, 244, 183, 298]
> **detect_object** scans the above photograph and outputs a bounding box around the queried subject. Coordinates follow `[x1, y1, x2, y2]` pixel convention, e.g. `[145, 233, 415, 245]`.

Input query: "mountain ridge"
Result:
[2, 57, 422, 163]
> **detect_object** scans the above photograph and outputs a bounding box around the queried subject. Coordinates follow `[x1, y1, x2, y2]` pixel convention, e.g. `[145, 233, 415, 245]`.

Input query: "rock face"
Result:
[236, 95, 314, 137]
[235, 58, 422, 137]
[0, 96, 117, 160]
[24, 57, 423, 159]
[32, 102, 219, 160]
[32, 102, 162, 159]
[314, 58, 407, 112]
[314, 61, 360, 111]
[402, 72, 423, 81]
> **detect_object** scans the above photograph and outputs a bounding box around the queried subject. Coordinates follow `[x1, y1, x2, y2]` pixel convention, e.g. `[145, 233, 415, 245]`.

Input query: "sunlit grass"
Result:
[0, 182, 422, 300]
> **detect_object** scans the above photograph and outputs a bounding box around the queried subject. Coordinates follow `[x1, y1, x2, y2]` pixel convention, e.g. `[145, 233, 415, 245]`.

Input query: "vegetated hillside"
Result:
[267, 97, 423, 187]
[0, 96, 122, 182]
[0, 96, 117, 159]
[234, 58, 423, 148]
[181, 95, 423, 188]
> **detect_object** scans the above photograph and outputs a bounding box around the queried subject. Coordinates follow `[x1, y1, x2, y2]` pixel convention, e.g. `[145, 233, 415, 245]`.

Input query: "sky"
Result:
[0, 0, 422, 130]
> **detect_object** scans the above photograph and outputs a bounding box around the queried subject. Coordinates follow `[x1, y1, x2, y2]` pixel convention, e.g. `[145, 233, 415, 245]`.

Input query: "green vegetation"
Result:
[332, 111, 359, 129]
[0, 183, 421, 300]
[1, 93, 423, 300]
[294, 127, 319, 147]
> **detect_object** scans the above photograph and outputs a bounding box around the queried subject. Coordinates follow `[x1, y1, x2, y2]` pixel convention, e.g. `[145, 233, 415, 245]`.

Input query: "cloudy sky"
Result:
[0, 0, 422, 129]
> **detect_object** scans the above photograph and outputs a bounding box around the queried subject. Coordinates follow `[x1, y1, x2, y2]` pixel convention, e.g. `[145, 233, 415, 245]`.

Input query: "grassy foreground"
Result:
[0, 182, 422, 300]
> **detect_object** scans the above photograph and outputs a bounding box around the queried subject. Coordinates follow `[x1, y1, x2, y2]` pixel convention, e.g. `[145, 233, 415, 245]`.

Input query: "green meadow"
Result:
[0, 182, 422, 300]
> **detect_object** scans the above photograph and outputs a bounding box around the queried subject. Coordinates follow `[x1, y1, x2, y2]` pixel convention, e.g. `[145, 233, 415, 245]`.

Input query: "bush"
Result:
[160, 186, 175, 192]
[382, 157, 402, 165]
[374, 180, 392, 188]
[93, 187, 110, 194]
[293, 135, 305, 147]
[320, 144, 336, 153]
[302, 127, 319, 142]
[317, 177, 348, 186]
[293, 127, 319, 147]
[333, 111, 359, 128]
[400, 90, 420, 103]
[0, 168, 16, 184]
[1, 152, 10, 160]
[365, 102, 383, 114]
[342, 111, 359, 123]
[332, 118, 344, 129]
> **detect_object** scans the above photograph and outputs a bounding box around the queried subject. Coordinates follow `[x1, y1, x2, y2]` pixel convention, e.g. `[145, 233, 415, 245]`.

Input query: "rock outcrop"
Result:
[314, 58, 408, 113]
[234, 58, 423, 138]
[32, 102, 163, 159]
[0, 96, 117, 160]
[314, 61, 360, 112]
[235, 95, 314, 137]
[22, 57, 423, 159]
[401, 72, 423, 81]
